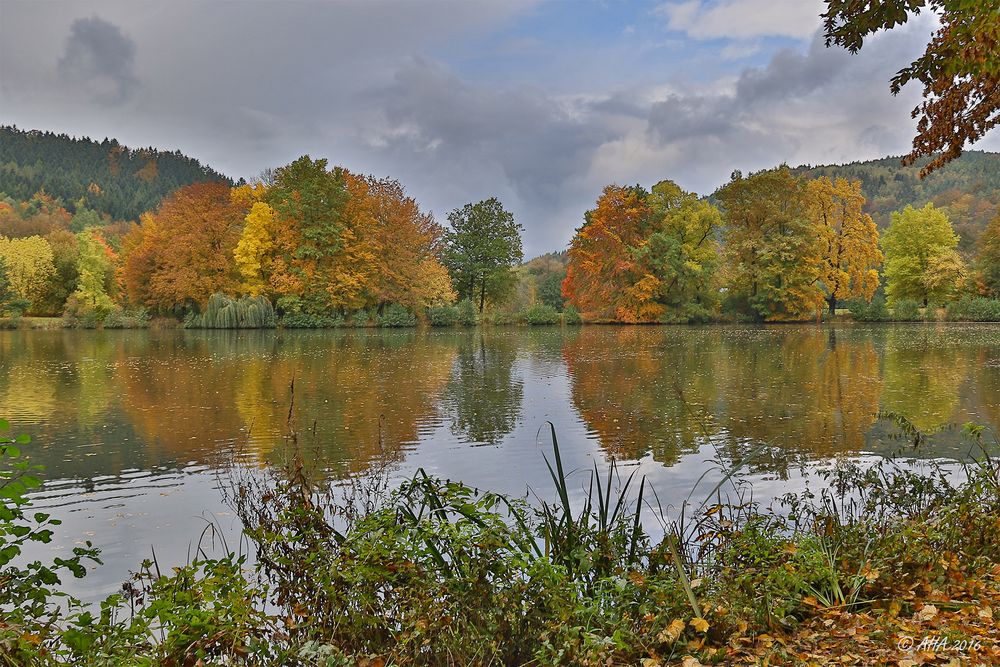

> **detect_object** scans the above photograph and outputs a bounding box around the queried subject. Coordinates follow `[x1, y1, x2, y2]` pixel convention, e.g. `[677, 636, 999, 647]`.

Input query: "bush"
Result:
[945, 296, 1000, 321]
[280, 312, 345, 328]
[426, 304, 460, 327]
[891, 298, 921, 321]
[521, 303, 559, 325]
[562, 304, 582, 325]
[457, 299, 478, 326]
[847, 296, 888, 322]
[186, 294, 277, 328]
[488, 310, 517, 325]
[102, 308, 150, 329]
[350, 308, 375, 327]
[377, 303, 417, 328]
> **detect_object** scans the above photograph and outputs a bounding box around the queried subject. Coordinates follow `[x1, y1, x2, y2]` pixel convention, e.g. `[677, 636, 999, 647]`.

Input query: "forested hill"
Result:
[0, 126, 231, 222]
[791, 150, 1000, 252]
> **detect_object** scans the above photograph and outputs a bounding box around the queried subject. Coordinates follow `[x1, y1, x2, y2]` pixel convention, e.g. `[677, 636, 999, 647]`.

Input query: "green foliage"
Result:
[945, 296, 1000, 321]
[185, 293, 277, 329]
[443, 198, 524, 312]
[67, 230, 115, 321]
[457, 298, 478, 326]
[101, 308, 150, 329]
[847, 295, 889, 321]
[891, 298, 922, 322]
[881, 204, 965, 305]
[521, 302, 560, 325]
[562, 304, 582, 325]
[377, 303, 417, 328]
[426, 304, 460, 327]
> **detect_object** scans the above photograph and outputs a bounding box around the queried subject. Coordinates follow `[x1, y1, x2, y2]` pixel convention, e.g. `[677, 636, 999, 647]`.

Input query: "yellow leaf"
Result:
[658, 618, 686, 643]
[689, 617, 710, 633]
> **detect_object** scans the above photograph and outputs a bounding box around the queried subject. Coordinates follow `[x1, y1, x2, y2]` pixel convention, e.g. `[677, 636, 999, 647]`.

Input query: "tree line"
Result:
[0, 155, 525, 326]
[4, 156, 1000, 326]
[562, 166, 1000, 323]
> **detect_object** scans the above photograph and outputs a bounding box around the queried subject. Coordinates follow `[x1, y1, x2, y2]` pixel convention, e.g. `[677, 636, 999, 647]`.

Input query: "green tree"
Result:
[69, 229, 116, 318]
[882, 203, 965, 305]
[443, 198, 524, 313]
[716, 167, 824, 321]
[637, 180, 721, 321]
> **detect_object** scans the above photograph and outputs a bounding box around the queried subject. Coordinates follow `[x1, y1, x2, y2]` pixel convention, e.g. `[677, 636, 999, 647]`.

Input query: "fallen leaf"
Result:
[690, 617, 710, 633]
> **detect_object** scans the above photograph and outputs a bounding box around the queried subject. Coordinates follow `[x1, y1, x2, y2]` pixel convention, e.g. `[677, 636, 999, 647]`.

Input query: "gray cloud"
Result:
[57, 16, 138, 105]
[0, 2, 985, 256]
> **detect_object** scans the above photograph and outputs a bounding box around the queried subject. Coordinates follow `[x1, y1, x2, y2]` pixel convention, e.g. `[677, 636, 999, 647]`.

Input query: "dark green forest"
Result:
[0, 126, 230, 222]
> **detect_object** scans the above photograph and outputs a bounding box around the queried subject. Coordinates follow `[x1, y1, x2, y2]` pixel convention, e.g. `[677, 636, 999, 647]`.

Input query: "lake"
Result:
[3, 323, 999, 600]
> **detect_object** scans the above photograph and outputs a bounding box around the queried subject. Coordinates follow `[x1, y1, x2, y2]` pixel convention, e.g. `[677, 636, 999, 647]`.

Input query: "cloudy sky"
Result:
[1, 0, 995, 255]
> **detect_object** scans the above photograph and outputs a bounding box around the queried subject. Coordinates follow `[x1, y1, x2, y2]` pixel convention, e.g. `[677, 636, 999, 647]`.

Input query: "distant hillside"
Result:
[0, 126, 231, 222]
[791, 151, 1000, 253]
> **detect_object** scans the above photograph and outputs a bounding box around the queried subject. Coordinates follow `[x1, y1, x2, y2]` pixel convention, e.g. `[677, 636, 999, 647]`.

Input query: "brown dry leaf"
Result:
[680, 657, 703, 667]
[916, 604, 939, 622]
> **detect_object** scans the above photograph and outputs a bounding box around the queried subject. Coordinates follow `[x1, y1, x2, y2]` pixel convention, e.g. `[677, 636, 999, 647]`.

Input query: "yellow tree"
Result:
[806, 177, 883, 315]
[234, 201, 277, 296]
[0, 235, 56, 312]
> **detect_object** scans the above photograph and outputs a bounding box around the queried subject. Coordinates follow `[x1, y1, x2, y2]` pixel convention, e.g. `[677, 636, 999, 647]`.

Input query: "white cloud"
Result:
[659, 0, 824, 40]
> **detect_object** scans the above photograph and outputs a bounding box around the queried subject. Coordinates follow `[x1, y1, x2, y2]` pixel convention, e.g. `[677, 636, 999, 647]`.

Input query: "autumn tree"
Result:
[562, 185, 651, 321]
[637, 180, 721, 322]
[68, 228, 117, 318]
[0, 235, 57, 313]
[443, 198, 523, 313]
[366, 176, 455, 310]
[823, 0, 1000, 175]
[40, 229, 80, 315]
[716, 167, 824, 321]
[123, 181, 242, 312]
[806, 176, 883, 315]
[882, 203, 966, 305]
[977, 212, 1000, 296]
[0, 259, 29, 316]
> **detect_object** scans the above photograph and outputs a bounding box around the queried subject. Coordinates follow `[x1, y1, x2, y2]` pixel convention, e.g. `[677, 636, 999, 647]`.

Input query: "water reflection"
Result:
[5, 324, 1000, 600]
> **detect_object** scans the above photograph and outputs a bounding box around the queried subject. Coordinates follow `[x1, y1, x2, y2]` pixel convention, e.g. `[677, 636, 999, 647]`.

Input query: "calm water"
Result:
[3, 324, 999, 599]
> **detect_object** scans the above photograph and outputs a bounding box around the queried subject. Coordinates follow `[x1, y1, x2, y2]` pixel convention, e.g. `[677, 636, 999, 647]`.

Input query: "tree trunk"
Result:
[479, 278, 486, 313]
[828, 294, 837, 317]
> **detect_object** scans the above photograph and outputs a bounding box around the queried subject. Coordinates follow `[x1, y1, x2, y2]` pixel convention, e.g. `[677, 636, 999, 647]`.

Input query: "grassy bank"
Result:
[2, 417, 1000, 665]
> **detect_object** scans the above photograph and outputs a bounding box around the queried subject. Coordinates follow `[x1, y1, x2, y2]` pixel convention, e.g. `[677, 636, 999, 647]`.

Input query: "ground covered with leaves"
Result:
[2, 418, 1000, 666]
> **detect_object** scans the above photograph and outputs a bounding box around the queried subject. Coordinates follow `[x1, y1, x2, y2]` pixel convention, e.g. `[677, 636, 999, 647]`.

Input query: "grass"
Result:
[3, 413, 1000, 665]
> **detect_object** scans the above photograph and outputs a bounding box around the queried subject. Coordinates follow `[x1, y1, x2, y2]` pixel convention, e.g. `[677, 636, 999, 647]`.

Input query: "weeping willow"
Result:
[186, 293, 277, 329]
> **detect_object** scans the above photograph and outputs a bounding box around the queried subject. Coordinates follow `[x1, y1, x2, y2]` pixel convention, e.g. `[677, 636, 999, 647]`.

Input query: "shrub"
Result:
[522, 303, 559, 325]
[426, 304, 460, 327]
[103, 308, 150, 329]
[488, 309, 517, 325]
[945, 296, 1000, 321]
[891, 298, 921, 322]
[280, 312, 345, 328]
[457, 299, 478, 326]
[562, 304, 582, 325]
[350, 308, 375, 327]
[377, 303, 417, 328]
[847, 296, 888, 322]
[186, 294, 277, 329]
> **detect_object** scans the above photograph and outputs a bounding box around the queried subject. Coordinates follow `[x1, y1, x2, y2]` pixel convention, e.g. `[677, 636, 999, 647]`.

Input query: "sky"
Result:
[1, 0, 997, 256]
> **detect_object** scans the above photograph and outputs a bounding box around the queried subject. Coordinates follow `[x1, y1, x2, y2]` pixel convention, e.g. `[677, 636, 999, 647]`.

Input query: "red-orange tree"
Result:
[123, 181, 242, 312]
[562, 185, 651, 322]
